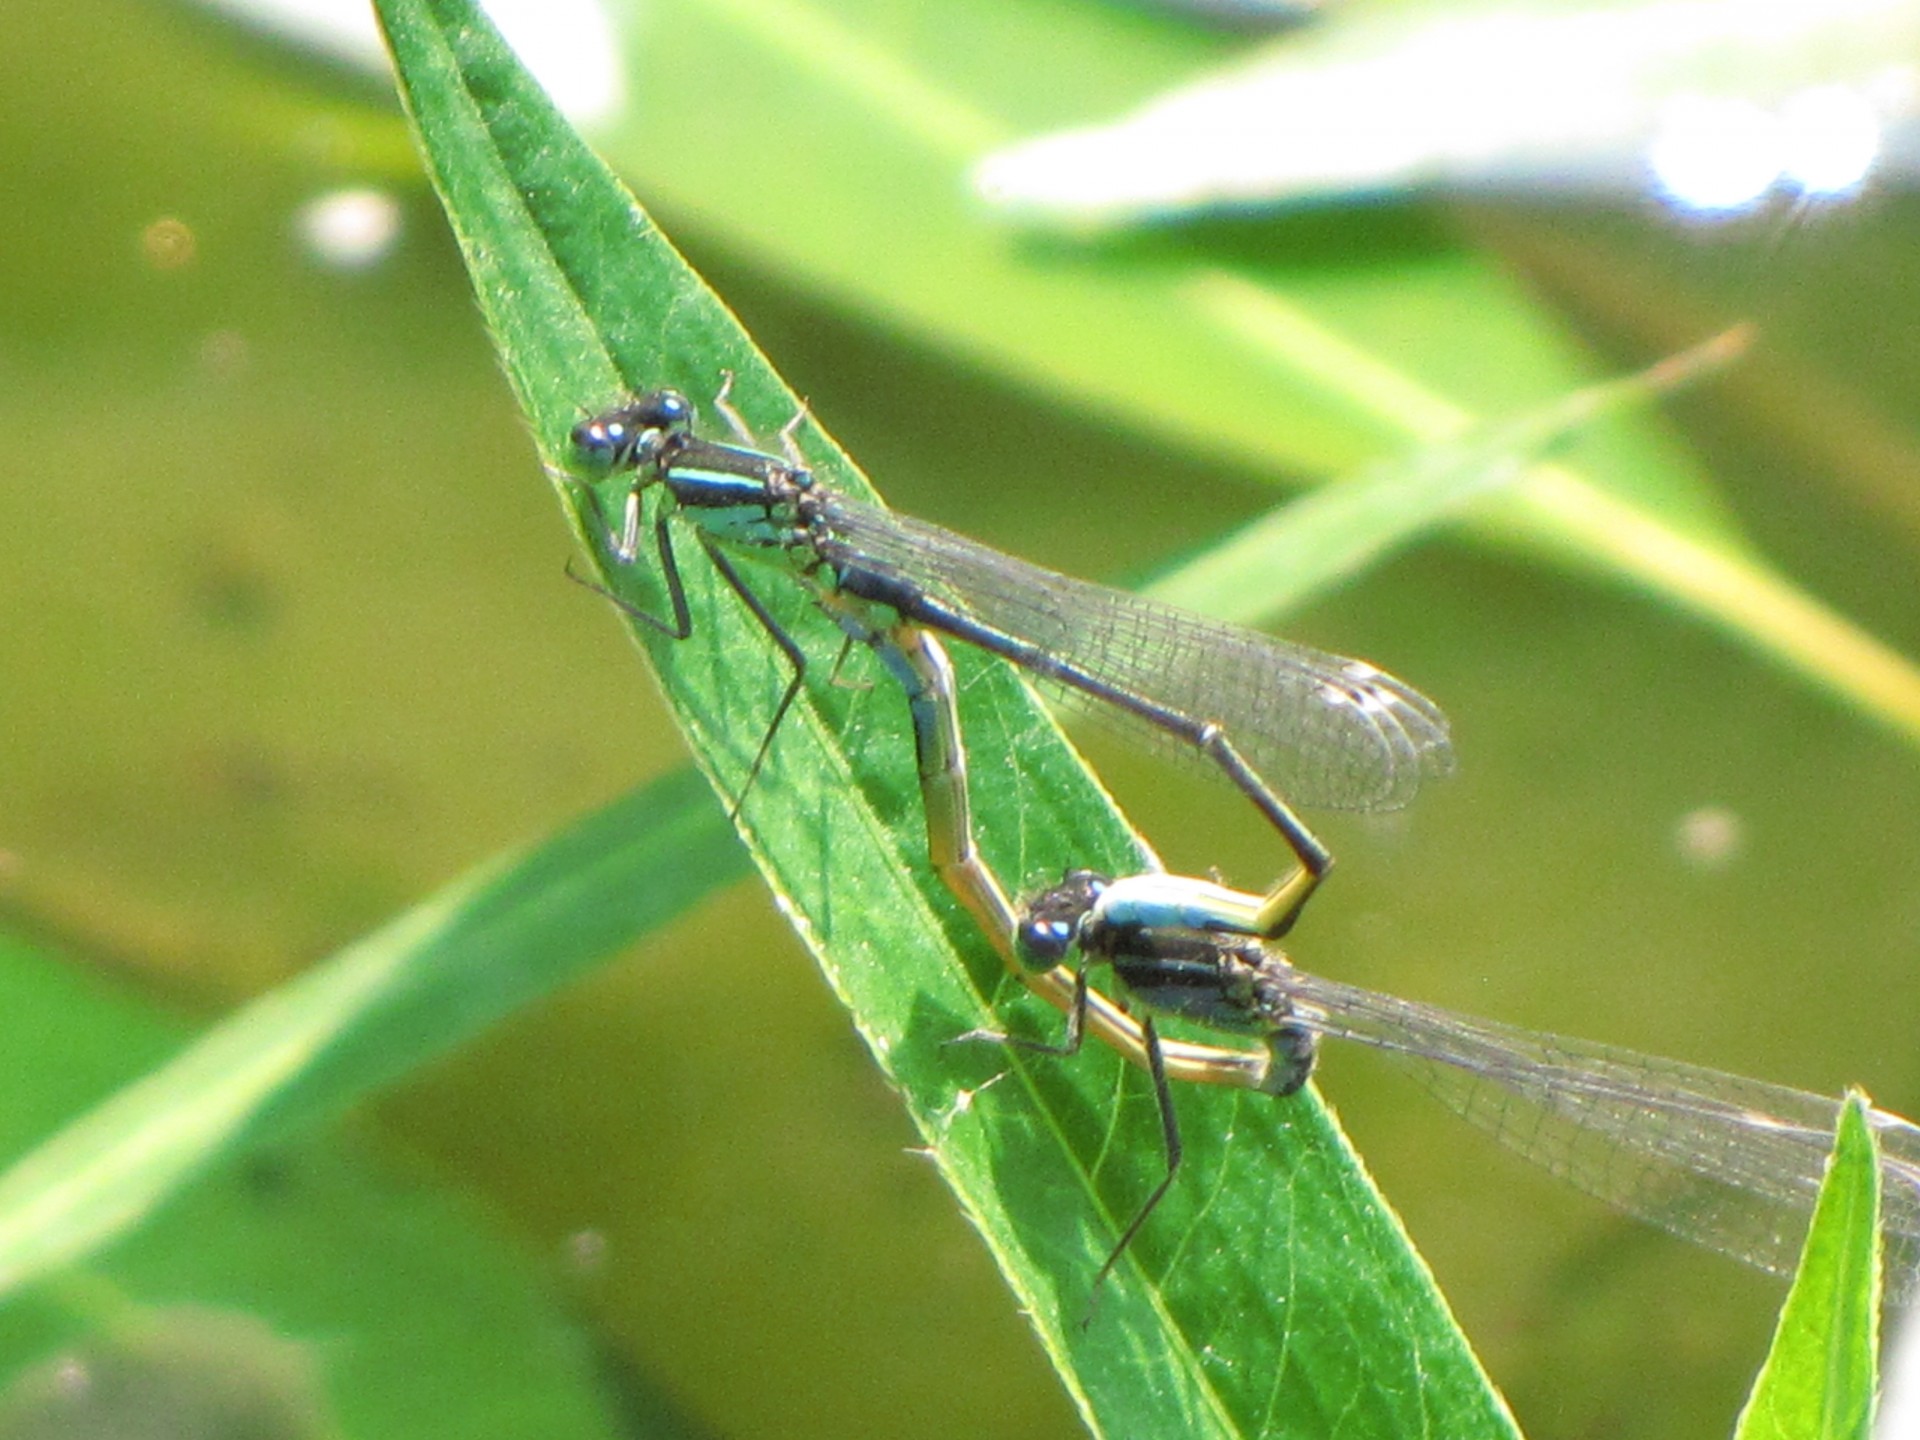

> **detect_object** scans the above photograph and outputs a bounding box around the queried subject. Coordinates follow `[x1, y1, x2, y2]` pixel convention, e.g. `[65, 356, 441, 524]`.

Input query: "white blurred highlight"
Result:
[973, 0, 1920, 225]
[1672, 806, 1744, 870]
[296, 187, 403, 269]
[189, 0, 625, 125]
[1648, 97, 1783, 212]
[1779, 85, 1882, 195]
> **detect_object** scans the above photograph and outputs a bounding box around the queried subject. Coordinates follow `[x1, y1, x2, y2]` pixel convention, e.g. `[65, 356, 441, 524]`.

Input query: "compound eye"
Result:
[571, 416, 620, 457]
[656, 390, 694, 427]
[1015, 915, 1076, 966]
[632, 389, 693, 430]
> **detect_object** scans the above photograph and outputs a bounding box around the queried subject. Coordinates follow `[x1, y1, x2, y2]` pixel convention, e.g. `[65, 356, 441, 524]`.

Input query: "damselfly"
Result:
[1007, 868, 1920, 1300]
[570, 379, 1452, 942]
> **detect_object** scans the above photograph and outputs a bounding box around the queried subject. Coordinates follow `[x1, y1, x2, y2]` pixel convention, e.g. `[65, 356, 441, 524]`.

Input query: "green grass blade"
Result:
[1733, 1094, 1883, 1440]
[1151, 327, 1752, 622]
[372, 1, 1533, 1435]
[0, 770, 740, 1298]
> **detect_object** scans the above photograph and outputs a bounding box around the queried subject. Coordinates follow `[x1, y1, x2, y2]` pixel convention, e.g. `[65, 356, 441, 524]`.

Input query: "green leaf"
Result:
[1733, 1093, 1883, 1440]
[0, 770, 741, 1298]
[375, 0, 1530, 1434]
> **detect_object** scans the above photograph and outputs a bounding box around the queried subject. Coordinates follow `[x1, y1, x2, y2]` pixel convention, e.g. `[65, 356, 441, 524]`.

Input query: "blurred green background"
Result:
[4, 0, 1920, 1437]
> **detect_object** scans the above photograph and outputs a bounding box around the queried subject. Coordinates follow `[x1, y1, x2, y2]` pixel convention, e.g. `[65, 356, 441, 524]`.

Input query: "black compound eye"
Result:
[570, 417, 616, 454]
[632, 389, 693, 430]
[655, 390, 694, 427]
[1015, 916, 1076, 966]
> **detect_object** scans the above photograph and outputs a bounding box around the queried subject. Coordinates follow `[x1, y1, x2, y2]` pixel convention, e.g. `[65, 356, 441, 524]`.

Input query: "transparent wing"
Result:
[1273, 965, 1920, 1298]
[820, 497, 1452, 812]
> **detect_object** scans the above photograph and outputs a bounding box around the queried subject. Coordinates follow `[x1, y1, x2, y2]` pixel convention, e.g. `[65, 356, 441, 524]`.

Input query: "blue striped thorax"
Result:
[657, 437, 814, 550]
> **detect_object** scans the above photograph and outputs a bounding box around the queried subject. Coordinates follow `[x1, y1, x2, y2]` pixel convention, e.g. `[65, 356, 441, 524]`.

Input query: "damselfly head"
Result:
[1014, 869, 1111, 968]
[571, 389, 696, 471]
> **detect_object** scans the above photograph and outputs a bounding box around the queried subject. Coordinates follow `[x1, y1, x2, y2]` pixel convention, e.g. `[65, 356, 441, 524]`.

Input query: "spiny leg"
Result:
[615, 484, 645, 565]
[558, 458, 650, 568]
[1088, 1016, 1183, 1312]
[700, 538, 810, 818]
[776, 402, 812, 469]
[708, 369, 814, 470]
[950, 959, 1093, 1060]
[566, 509, 694, 641]
[824, 635, 871, 693]
[711, 370, 755, 446]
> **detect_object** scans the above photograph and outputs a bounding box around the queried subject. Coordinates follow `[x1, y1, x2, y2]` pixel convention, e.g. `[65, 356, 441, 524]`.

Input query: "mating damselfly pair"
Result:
[568, 376, 1920, 1304]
